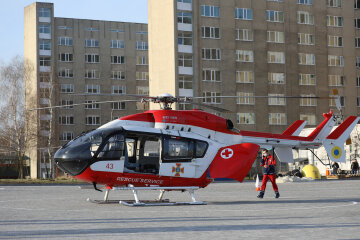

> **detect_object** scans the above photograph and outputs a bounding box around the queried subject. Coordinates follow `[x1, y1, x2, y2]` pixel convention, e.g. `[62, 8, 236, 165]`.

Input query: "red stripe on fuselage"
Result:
[75, 167, 213, 188]
[282, 120, 305, 136]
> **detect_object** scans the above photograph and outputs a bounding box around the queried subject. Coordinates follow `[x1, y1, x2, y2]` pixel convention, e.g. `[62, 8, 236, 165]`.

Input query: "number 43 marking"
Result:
[106, 163, 114, 169]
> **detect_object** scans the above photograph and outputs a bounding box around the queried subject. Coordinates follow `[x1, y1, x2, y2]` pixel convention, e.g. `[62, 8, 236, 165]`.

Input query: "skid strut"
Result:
[87, 186, 206, 206]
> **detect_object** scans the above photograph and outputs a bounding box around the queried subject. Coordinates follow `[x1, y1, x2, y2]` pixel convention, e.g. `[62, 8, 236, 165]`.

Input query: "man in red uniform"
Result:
[257, 149, 280, 199]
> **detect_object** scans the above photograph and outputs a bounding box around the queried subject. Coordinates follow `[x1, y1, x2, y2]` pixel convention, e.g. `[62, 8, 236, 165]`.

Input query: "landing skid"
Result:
[87, 186, 206, 206]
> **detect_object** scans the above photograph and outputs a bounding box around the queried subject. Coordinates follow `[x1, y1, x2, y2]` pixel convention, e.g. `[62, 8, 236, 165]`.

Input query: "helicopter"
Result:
[51, 92, 359, 206]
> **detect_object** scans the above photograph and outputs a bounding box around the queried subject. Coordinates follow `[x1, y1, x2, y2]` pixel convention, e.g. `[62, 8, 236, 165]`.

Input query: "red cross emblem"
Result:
[172, 163, 184, 177]
[220, 148, 233, 159]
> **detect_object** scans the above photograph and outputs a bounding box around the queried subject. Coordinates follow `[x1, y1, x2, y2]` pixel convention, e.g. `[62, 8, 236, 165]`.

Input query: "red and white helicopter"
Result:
[53, 93, 359, 206]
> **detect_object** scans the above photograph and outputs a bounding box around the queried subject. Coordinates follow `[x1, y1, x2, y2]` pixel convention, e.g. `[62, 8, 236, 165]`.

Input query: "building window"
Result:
[39, 24, 51, 34]
[201, 27, 220, 39]
[267, 31, 284, 43]
[328, 0, 342, 7]
[202, 92, 221, 104]
[178, 32, 192, 46]
[112, 85, 126, 95]
[202, 48, 221, 60]
[85, 100, 100, 109]
[112, 102, 126, 110]
[136, 41, 148, 50]
[85, 85, 100, 94]
[300, 114, 316, 125]
[112, 71, 126, 80]
[60, 132, 74, 141]
[58, 68, 73, 78]
[355, 19, 360, 28]
[39, 8, 51, 17]
[357, 77, 360, 87]
[136, 72, 149, 81]
[297, 0, 313, 4]
[39, 73, 50, 82]
[201, 5, 220, 17]
[269, 113, 286, 125]
[237, 92, 254, 105]
[328, 55, 344, 66]
[178, 0, 192, 3]
[328, 36, 343, 47]
[300, 94, 317, 106]
[177, 11, 192, 24]
[357, 97, 360, 107]
[136, 56, 148, 65]
[178, 53, 193, 67]
[266, 10, 284, 22]
[60, 84, 74, 93]
[39, 40, 51, 50]
[268, 94, 286, 105]
[59, 116, 74, 125]
[236, 29, 253, 41]
[111, 40, 125, 49]
[297, 11, 314, 25]
[355, 0, 360, 9]
[236, 50, 254, 62]
[235, 8, 253, 20]
[268, 0, 283, 2]
[59, 99, 74, 109]
[179, 75, 192, 89]
[85, 54, 100, 63]
[58, 37, 73, 46]
[202, 69, 221, 82]
[85, 39, 99, 47]
[39, 57, 51, 66]
[237, 113, 255, 124]
[268, 73, 285, 84]
[85, 69, 100, 79]
[111, 56, 125, 64]
[236, 71, 254, 83]
[327, 16, 343, 27]
[86, 116, 100, 125]
[356, 38, 360, 47]
[84, 27, 99, 31]
[268, 51, 285, 64]
[136, 86, 149, 95]
[299, 53, 315, 65]
[328, 75, 344, 86]
[298, 33, 314, 45]
[299, 74, 316, 85]
[58, 53, 73, 62]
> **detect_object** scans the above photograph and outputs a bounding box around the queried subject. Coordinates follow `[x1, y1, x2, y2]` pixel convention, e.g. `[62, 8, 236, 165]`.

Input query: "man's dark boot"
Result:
[275, 191, 280, 198]
[257, 190, 264, 198]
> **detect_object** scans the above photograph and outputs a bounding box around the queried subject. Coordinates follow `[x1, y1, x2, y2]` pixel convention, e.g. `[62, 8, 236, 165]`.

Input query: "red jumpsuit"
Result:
[260, 154, 278, 192]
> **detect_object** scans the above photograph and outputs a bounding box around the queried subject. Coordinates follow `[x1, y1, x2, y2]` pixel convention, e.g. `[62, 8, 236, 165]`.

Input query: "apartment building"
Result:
[24, 2, 148, 178]
[149, 0, 360, 134]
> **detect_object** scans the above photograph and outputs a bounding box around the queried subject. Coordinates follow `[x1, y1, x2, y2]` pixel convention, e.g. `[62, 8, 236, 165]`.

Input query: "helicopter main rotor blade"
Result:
[190, 102, 232, 113]
[27, 100, 139, 111]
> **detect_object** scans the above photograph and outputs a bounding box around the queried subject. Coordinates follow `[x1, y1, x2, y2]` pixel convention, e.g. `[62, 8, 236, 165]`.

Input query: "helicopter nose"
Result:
[54, 145, 92, 176]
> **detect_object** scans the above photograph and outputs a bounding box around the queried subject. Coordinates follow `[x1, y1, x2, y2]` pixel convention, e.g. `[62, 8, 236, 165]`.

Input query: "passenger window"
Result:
[126, 138, 136, 158]
[144, 140, 160, 157]
[195, 141, 208, 158]
[163, 137, 194, 162]
[97, 134, 124, 160]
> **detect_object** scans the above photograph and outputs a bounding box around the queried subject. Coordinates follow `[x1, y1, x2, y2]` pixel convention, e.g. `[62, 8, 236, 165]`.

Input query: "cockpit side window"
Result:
[97, 134, 125, 160]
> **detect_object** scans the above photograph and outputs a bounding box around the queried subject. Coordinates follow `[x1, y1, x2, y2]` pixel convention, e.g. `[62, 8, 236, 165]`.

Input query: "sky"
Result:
[0, 0, 148, 64]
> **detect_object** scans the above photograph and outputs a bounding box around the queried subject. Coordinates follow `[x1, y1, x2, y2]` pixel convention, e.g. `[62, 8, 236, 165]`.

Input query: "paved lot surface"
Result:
[0, 179, 360, 239]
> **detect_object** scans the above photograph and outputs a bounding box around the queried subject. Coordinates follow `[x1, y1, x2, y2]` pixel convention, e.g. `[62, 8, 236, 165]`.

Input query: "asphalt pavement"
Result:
[0, 179, 360, 239]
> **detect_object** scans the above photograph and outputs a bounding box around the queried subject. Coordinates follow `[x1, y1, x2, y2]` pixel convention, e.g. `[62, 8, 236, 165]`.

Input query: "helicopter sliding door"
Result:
[123, 132, 161, 174]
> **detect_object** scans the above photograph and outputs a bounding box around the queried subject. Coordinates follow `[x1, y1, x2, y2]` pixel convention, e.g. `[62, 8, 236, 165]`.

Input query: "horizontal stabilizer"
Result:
[282, 120, 306, 136]
[324, 116, 360, 162]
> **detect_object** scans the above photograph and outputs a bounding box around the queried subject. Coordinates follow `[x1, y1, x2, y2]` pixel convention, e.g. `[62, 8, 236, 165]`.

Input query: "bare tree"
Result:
[0, 56, 33, 178]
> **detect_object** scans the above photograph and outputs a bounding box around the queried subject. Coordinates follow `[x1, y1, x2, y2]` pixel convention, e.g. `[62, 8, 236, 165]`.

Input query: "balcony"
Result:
[39, 50, 51, 56]
[178, 45, 192, 53]
[178, 66, 193, 75]
[39, 17, 51, 23]
[39, 33, 51, 39]
[40, 66, 51, 72]
[177, 2, 192, 11]
[179, 88, 193, 97]
[40, 98, 50, 105]
[40, 82, 51, 88]
[40, 114, 51, 121]
[178, 23, 192, 32]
